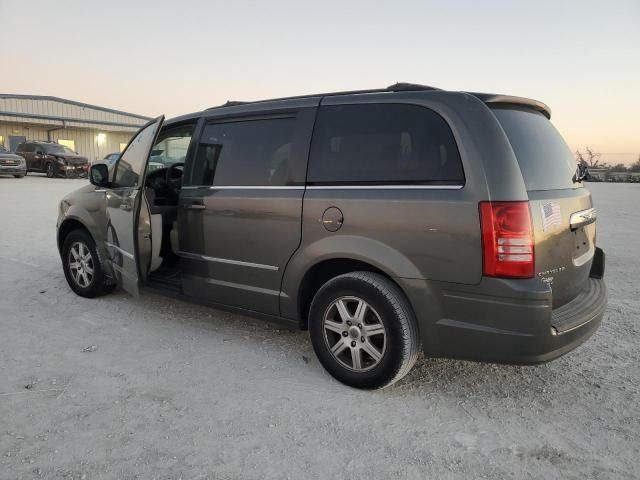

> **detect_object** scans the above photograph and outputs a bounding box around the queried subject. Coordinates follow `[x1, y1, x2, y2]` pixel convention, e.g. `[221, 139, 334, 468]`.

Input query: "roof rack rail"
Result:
[205, 82, 440, 110]
[222, 100, 247, 107]
[386, 82, 440, 92]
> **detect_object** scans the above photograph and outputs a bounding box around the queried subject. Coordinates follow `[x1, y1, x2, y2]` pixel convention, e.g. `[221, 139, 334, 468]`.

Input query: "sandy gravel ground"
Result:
[0, 176, 638, 480]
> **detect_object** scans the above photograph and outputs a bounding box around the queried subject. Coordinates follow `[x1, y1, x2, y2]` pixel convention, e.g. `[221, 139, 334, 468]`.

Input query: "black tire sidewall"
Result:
[46, 163, 55, 178]
[309, 275, 411, 389]
[61, 230, 107, 298]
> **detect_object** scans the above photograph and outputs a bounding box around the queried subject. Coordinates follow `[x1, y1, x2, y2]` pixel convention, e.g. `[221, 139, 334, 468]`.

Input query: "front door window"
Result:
[149, 125, 194, 173]
[113, 120, 163, 188]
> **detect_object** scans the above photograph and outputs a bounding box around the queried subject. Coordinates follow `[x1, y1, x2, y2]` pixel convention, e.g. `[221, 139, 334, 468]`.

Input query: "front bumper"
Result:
[59, 164, 88, 177]
[402, 248, 607, 364]
[0, 164, 27, 175]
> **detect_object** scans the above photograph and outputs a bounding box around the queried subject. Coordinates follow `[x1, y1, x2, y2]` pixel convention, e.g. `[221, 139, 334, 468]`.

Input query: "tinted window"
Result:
[492, 107, 579, 191]
[113, 120, 161, 187]
[189, 117, 296, 186]
[15, 144, 25, 152]
[307, 104, 463, 184]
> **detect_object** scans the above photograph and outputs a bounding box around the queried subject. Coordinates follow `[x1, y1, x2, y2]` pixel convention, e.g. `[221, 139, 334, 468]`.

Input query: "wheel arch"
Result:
[281, 235, 424, 326]
[57, 217, 91, 252]
[294, 257, 414, 330]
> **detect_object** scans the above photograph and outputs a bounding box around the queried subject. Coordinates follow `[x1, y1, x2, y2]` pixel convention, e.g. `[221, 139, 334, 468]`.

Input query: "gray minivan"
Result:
[56, 83, 607, 389]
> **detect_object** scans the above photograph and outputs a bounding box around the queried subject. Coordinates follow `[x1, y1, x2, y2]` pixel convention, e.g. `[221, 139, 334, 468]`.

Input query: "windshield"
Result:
[43, 144, 76, 155]
[492, 107, 580, 191]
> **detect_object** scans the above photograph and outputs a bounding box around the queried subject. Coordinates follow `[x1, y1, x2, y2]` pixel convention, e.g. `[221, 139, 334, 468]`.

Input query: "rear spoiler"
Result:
[467, 92, 551, 119]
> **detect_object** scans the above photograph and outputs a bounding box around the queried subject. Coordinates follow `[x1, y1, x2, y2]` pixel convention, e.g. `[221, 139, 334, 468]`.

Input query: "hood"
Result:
[0, 152, 24, 161]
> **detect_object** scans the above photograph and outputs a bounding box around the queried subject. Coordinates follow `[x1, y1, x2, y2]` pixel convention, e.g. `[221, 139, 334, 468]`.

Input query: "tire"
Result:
[61, 229, 113, 298]
[13, 174, 25, 178]
[309, 272, 420, 389]
[46, 162, 56, 178]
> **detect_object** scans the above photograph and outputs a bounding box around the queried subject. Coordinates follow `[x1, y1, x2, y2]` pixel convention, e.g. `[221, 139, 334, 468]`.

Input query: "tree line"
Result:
[576, 147, 640, 172]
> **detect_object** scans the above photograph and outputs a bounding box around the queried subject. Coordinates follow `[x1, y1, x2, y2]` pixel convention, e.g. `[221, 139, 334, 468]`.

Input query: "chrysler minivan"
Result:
[56, 83, 607, 389]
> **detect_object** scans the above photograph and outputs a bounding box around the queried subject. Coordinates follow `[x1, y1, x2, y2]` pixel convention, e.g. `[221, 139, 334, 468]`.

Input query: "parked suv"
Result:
[16, 141, 89, 177]
[56, 84, 607, 389]
[0, 145, 27, 178]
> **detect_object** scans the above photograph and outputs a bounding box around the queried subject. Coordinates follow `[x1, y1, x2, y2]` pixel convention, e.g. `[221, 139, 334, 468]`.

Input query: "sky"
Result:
[2, 0, 639, 165]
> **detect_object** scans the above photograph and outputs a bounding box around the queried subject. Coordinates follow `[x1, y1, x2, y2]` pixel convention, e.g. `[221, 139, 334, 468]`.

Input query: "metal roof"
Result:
[0, 93, 152, 121]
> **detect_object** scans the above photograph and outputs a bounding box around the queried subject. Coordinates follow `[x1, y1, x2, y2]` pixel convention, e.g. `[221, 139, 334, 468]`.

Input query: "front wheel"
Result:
[13, 174, 25, 178]
[61, 229, 113, 298]
[46, 162, 56, 178]
[309, 272, 420, 389]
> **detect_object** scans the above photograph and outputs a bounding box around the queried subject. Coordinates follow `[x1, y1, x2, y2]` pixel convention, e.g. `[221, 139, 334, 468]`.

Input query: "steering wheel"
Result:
[165, 162, 184, 197]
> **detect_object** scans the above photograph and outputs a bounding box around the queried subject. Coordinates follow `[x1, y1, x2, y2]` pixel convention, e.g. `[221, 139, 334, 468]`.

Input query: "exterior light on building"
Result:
[97, 133, 107, 145]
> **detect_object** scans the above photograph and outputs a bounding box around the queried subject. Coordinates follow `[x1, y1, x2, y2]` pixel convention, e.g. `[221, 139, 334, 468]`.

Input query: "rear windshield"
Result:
[492, 107, 580, 191]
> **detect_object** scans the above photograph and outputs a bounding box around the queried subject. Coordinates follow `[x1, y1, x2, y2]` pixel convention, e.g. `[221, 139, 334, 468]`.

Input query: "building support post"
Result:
[46, 120, 66, 141]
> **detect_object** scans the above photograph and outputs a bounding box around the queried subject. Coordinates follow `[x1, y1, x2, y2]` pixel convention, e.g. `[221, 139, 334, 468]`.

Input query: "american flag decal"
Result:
[541, 202, 562, 231]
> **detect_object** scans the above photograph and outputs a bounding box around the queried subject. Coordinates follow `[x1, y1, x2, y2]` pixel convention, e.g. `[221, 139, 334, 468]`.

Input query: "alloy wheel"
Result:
[68, 241, 95, 288]
[322, 296, 387, 372]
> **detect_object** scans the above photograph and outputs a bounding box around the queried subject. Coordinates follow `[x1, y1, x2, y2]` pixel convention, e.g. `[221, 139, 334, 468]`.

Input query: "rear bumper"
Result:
[402, 248, 607, 364]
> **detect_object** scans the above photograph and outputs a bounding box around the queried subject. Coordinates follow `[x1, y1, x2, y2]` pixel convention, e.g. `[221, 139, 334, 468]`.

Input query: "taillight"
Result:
[479, 201, 534, 278]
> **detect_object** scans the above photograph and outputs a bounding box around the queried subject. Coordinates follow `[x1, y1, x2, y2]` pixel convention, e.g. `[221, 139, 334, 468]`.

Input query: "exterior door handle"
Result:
[184, 202, 205, 210]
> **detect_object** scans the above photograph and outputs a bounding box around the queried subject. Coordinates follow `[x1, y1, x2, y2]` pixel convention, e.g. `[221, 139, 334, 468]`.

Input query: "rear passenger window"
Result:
[308, 104, 463, 185]
[188, 117, 296, 186]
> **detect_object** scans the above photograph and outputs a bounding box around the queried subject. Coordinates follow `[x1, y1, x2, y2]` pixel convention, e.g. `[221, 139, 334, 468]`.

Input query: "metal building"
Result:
[0, 94, 151, 161]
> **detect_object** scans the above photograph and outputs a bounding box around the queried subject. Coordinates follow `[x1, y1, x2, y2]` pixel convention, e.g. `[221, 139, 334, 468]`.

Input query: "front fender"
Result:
[57, 195, 113, 278]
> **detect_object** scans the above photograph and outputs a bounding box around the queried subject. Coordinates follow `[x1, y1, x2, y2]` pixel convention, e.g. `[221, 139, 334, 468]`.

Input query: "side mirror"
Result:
[89, 163, 109, 187]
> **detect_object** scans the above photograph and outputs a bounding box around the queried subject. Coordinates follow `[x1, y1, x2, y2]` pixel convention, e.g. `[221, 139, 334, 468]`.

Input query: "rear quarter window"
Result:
[307, 104, 464, 185]
[492, 107, 580, 191]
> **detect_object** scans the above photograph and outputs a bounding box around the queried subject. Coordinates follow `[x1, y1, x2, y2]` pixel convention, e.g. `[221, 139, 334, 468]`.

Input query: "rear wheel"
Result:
[13, 174, 25, 178]
[309, 272, 420, 389]
[61, 229, 112, 298]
